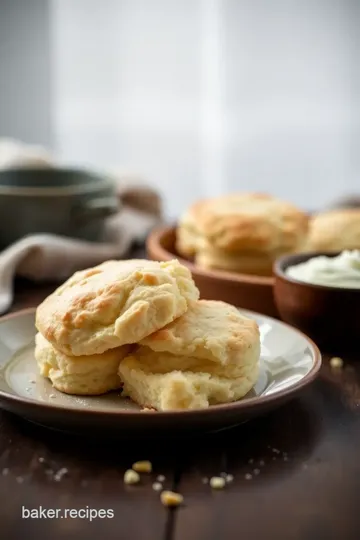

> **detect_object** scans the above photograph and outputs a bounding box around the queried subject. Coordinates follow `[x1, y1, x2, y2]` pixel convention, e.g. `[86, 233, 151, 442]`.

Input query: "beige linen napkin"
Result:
[0, 181, 162, 314]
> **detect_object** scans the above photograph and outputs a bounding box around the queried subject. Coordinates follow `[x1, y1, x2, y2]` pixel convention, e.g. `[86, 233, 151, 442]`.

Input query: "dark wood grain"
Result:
[1, 270, 360, 539]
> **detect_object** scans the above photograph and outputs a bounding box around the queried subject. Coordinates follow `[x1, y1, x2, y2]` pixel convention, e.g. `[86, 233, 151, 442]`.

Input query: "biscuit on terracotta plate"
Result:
[119, 300, 260, 410]
[176, 193, 309, 275]
[35, 259, 199, 356]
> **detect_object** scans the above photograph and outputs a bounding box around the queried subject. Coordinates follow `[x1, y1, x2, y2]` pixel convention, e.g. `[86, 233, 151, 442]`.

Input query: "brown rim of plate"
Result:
[0, 307, 322, 418]
[147, 225, 274, 286]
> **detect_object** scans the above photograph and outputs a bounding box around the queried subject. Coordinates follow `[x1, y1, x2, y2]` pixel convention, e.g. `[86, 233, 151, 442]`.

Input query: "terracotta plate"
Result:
[0, 308, 321, 437]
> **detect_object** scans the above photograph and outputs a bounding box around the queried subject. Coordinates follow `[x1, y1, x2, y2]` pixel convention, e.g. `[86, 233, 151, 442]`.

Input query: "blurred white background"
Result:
[1, 0, 360, 218]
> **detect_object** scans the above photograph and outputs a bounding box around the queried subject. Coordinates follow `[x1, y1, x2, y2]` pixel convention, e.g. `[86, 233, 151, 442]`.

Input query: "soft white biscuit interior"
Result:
[119, 358, 259, 411]
[119, 300, 260, 410]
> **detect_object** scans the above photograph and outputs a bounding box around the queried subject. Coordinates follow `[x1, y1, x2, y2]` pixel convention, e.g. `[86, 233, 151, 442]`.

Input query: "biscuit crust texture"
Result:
[119, 300, 260, 410]
[35, 332, 129, 395]
[307, 209, 360, 251]
[176, 194, 309, 274]
[176, 200, 208, 257]
[35, 259, 199, 356]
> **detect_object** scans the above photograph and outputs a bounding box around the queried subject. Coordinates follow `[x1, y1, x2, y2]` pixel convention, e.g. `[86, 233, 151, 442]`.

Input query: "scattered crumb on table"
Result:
[330, 357, 343, 369]
[160, 490, 184, 507]
[124, 469, 140, 485]
[132, 460, 152, 473]
[210, 476, 226, 489]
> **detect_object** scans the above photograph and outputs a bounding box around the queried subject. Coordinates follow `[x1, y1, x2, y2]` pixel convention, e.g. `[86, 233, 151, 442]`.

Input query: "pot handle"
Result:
[73, 197, 120, 223]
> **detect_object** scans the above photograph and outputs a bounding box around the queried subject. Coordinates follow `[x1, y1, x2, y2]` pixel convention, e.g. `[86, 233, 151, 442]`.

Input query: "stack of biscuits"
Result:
[176, 193, 309, 276]
[35, 259, 260, 411]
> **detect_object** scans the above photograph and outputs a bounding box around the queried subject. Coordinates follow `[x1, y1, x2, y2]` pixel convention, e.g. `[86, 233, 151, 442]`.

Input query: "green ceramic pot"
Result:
[0, 169, 119, 247]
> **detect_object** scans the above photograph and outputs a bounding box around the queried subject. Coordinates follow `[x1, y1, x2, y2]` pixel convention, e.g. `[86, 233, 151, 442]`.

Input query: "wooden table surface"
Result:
[1, 278, 360, 540]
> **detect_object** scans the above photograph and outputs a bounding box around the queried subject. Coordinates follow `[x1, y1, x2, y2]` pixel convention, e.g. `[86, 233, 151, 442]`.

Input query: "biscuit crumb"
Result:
[245, 473, 252, 480]
[152, 482, 163, 492]
[54, 467, 68, 482]
[2, 468, 9, 476]
[226, 474, 234, 483]
[49, 394, 56, 399]
[330, 357, 343, 369]
[38, 457, 45, 463]
[202, 477, 208, 484]
[157, 474, 165, 482]
[132, 460, 152, 473]
[210, 476, 226, 489]
[253, 468, 260, 475]
[160, 490, 183, 507]
[124, 469, 140, 485]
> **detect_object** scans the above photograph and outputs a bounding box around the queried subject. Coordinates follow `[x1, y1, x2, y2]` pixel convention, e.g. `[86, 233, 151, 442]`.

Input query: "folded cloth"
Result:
[0, 181, 162, 314]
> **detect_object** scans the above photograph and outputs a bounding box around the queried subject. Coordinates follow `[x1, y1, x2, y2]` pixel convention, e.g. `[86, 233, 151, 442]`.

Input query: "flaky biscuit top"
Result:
[178, 193, 309, 254]
[35, 259, 199, 356]
[139, 299, 260, 368]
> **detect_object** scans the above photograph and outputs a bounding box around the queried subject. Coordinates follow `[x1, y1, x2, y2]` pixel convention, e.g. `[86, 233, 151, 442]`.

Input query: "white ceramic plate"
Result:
[0, 308, 321, 436]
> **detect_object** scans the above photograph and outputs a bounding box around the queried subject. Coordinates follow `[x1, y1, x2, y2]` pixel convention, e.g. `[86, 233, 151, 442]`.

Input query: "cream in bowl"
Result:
[285, 250, 360, 289]
[273, 250, 360, 353]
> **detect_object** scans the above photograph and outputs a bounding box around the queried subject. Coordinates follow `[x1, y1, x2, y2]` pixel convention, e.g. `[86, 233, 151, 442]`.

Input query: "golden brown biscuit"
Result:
[176, 201, 207, 257]
[139, 300, 260, 376]
[307, 209, 360, 251]
[35, 333, 129, 395]
[176, 193, 309, 275]
[36, 259, 199, 356]
[119, 300, 260, 410]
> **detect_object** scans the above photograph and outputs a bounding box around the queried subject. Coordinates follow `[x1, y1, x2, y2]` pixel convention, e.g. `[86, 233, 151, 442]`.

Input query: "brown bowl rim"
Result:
[147, 225, 274, 287]
[0, 308, 322, 419]
[274, 250, 360, 293]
